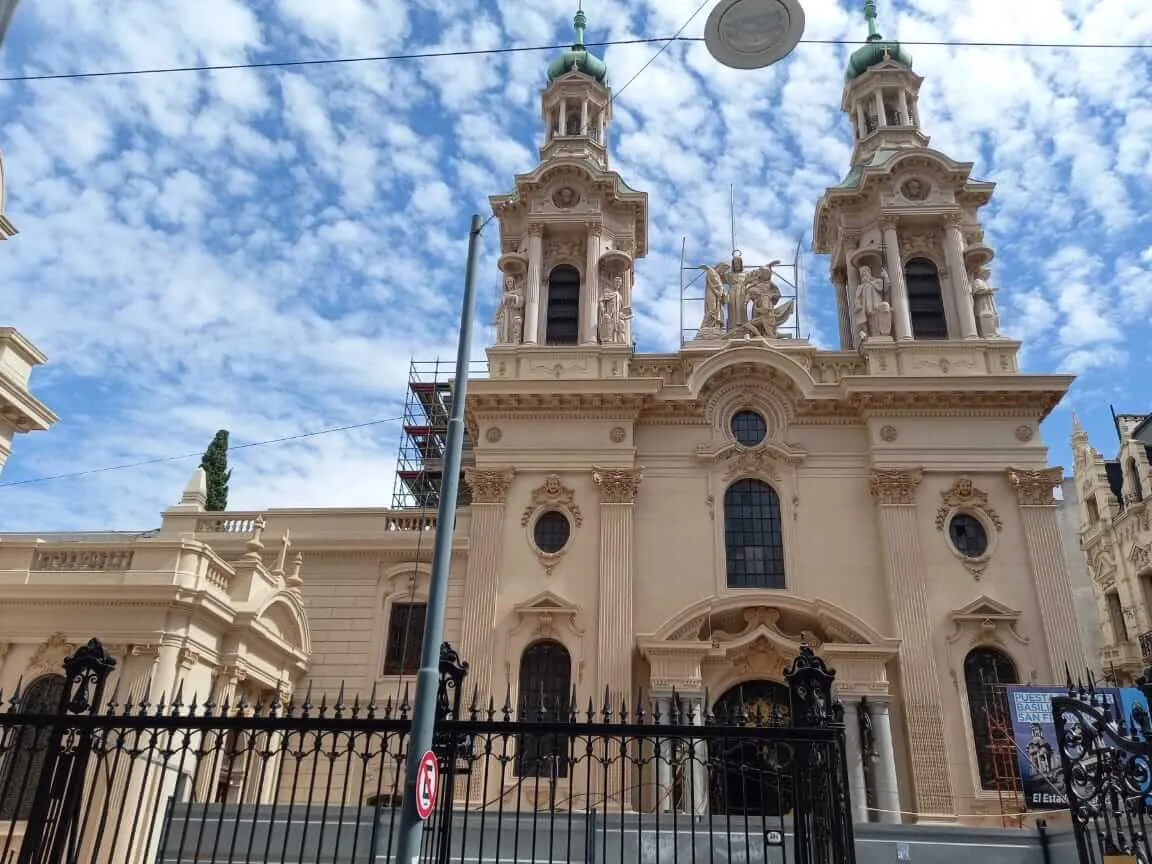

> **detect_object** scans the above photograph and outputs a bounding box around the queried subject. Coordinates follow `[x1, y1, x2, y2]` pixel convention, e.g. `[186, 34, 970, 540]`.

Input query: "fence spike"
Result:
[383, 694, 394, 719]
[366, 680, 378, 718]
[105, 676, 122, 715]
[171, 679, 185, 715]
[399, 683, 411, 720]
[486, 693, 496, 722]
[156, 689, 168, 716]
[635, 687, 646, 724]
[335, 681, 348, 717]
[569, 685, 578, 723]
[586, 696, 596, 723]
[502, 683, 513, 722]
[469, 684, 481, 721]
[351, 692, 362, 719]
[602, 686, 612, 723]
[620, 694, 629, 724]
[302, 681, 314, 717]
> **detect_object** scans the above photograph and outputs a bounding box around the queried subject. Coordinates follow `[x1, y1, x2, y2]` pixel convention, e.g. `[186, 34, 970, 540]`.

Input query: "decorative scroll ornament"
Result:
[1007, 467, 1062, 506]
[869, 468, 923, 505]
[722, 447, 781, 482]
[464, 467, 515, 504]
[592, 466, 643, 503]
[935, 478, 1003, 532]
[521, 474, 583, 527]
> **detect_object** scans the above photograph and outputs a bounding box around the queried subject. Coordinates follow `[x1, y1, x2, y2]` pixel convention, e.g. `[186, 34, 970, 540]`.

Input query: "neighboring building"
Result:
[0, 5, 1088, 835]
[1057, 476, 1103, 678]
[0, 148, 58, 478]
[1071, 409, 1152, 682]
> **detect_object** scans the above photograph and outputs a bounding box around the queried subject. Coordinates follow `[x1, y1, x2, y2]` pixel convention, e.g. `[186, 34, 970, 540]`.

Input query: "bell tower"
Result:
[814, 1, 1006, 361]
[488, 10, 648, 365]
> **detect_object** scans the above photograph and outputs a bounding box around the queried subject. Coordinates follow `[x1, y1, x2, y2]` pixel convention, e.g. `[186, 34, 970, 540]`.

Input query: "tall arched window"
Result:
[963, 647, 1018, 791]
[724, 479, 786, 589]
[515, 640, 572, 778]
[904, 257, 948, 339]
[1128, 458, 1144, 502]
[0, 674, 67, 819]
[545, 265, 580, 345]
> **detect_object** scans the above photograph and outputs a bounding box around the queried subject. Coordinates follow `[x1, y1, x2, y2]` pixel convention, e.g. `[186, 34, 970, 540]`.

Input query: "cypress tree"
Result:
[200, 430, 232, 512]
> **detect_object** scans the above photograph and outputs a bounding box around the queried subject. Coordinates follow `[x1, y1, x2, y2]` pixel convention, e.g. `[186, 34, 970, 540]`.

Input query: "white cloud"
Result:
[1, 0, 1151, 529]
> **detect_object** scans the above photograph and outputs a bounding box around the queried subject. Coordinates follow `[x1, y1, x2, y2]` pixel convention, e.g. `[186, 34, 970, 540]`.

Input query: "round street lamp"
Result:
[703, 0, 806, 70]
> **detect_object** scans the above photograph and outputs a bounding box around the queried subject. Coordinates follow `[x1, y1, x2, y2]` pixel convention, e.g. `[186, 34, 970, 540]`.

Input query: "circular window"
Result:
[949, 514, 989, 559]
[533, 510, 571, 554]
[730, 410, 767, 447]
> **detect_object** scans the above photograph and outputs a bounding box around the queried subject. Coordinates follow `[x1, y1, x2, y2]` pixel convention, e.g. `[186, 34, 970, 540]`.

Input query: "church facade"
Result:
[0, 7, 1089, 831]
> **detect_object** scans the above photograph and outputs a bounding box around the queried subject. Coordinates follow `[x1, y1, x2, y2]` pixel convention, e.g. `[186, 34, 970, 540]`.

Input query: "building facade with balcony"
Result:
[0, 6, 1091, 833]
[1071, 410, 1152, 681]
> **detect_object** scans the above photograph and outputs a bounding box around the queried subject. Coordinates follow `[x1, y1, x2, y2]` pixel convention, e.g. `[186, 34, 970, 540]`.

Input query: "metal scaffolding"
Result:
[390, 359, 485, 509]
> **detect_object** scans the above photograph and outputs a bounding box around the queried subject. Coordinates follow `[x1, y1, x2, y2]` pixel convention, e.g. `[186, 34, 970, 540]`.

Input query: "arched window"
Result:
[515, 640, 572, 778]
[724, 479, 785, 589]
[904, 258, 948, 339]
[0, 674, 67, 820]
[963, 647, 1018, 791]
[545, 265, 580, 345]
[1128, 458, 1144, 502]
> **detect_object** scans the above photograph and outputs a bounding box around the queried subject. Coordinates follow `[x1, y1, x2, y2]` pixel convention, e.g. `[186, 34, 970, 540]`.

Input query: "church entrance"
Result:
[710, 681, 795, 817]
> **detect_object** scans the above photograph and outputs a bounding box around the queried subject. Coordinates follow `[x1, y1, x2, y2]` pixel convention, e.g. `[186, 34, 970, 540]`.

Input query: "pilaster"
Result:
[880, 219, 912, 341]
[459, 468, 516, 703]
[869, 468, 955, 817]
[583, 222, 602, 345]
[524, 225, 544, 345]
[593, 466, 642, 702]
[1008, 467, 1089, 675]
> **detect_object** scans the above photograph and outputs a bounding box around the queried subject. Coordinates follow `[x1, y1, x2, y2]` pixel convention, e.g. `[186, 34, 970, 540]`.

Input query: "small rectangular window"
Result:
[383, 603, 427, 676]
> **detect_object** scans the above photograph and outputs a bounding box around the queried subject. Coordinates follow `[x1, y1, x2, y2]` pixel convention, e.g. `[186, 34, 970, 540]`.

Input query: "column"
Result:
[944, 217, 978, 339]
[524, 224, 544, 344]
[881, 218, 913, 340]
[581, 99, 589, 136]
[583, 223, 602, 345]
[897, 90, 910, 126]
[686, 693, 710, 816]
[867, 699, 902, 824]
[874, 90, 886, 127]
[833, 269, 853, 349]
[1009, 468, 1090, 674]
[856, 102, 868, 137]
[870, 469, 955, 818]
[560, 98, 568, 134]
[653, 695, 674, 812]
[458, 469, 515, 704]
[841, 698, 870, 823]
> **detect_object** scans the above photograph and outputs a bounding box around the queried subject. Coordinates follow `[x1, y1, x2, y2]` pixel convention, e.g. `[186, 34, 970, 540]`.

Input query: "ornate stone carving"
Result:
[28, 633, 75, 675]
[721, 447, 781, 482]
[543, 236, 583, 265]
[880, 425, 898, 443]
[592, 466, 643, 503]
[946, 596, 1030, 651]
[493, 275, 524, 344]
[936, 478, 1003, 532]
[551, 187, 580, 209]
[33, 549, 134, 571]
[1015, 425, 1034, 443]
[692, 256, 793, 339]
[870, 469, 923, 505]
[464, 467, 515, 505]
[179, 647, 201, 670]
[486, 426, 503, 443]
[900, 229, 941, 259]
[1007, 467, 1062, 506]
[597, 275, 630, 344]
[854, 265, 892, 339]
[901, 178, 929, 201]
[1130, 543, 1152, 572]
[522, 474, 583, 526]
[609, 426, 626, 443]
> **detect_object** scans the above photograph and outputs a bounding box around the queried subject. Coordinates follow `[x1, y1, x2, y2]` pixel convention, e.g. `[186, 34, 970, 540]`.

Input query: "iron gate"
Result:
[1, 637, 855, 864]
[1053, 679, 1152, 863]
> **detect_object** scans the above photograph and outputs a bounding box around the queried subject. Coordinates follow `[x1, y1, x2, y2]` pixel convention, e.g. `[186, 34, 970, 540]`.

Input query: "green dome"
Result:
[845, 1, 912, 81]
[546, 11, 608, 85]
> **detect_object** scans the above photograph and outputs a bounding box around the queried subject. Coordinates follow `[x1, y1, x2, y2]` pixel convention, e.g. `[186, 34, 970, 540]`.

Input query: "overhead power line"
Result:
[1, 36, 1149, 83]
[0, 415, 405, 488]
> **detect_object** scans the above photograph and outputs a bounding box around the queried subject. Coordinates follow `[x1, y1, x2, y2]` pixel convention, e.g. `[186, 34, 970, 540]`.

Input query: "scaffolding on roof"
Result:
[391, 358, 487, 510]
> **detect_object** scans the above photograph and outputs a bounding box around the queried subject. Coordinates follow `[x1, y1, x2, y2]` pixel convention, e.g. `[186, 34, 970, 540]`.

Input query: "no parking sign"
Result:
[415, 751, 439, 821]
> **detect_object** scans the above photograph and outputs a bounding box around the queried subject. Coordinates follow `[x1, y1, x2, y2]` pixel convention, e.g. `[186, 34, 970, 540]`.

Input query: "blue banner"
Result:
[1005, 685, 1121, 810]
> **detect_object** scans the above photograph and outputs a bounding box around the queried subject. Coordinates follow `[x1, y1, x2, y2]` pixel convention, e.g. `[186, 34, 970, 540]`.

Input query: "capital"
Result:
[943, 213, 963, 228]
[464, 467, 516, 504]
[585, 221, 603, 237]
[869, 468, 923, 505]
[841, 230, 861, 248]
[527, 222, 545, 237]
[878, 215, 900, 232]
[1007, 467, 1063, 506]
[593, 466, 643, 503]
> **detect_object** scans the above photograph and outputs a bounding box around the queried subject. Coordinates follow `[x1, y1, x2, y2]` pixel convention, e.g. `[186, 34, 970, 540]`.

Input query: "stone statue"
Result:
[971, 268, 1000, 337]
[696, 263, 727, 336]
[494, 275, 524, 344]
[732, 262, 794, 339]
[597, 275, 630, 344]
[855, 264, 892, 340]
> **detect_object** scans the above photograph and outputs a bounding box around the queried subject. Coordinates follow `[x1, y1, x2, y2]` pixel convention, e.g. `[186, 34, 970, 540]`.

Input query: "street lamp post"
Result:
[0, 0, 22, 48]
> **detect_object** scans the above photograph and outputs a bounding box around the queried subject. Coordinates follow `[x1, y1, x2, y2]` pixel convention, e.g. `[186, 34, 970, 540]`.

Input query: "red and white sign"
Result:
[414, 750, 439, 820]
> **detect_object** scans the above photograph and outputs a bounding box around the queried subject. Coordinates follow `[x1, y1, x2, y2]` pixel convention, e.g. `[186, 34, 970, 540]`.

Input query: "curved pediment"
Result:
[687, 346, 820, 403]
[255, 592, 311, 656]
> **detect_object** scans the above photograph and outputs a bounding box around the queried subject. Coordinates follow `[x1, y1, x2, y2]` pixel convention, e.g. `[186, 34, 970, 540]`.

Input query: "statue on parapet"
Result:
[494, 275, 524, 344]
[694, 253, 794, 340]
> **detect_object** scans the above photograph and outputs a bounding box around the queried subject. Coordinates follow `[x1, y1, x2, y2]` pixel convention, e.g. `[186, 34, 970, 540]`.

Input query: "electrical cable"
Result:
[1, 37, 1149, 84]
[612, 0, 713, 102]
[0, 415, 405, 488]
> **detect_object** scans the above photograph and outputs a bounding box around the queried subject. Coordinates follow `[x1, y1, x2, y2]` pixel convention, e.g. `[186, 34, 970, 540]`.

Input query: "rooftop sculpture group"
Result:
[695, 252, 795, 340]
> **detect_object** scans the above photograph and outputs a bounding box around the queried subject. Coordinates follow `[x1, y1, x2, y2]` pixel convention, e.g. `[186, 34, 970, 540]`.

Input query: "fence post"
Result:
[17, 638, 116, 864]
[434, 643, 469, 864]
[785, 641, 855, 864]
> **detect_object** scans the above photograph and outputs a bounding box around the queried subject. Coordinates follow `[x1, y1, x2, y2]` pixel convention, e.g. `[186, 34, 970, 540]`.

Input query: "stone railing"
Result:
[384, 511, 438, 532]
[32, 548, 135, 571]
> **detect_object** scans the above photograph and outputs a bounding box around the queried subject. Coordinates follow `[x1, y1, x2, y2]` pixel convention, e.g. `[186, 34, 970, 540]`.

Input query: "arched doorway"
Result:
[710, 681, 794, 816]
[515, 640, 572, 778]
[0, 674, 67, 820]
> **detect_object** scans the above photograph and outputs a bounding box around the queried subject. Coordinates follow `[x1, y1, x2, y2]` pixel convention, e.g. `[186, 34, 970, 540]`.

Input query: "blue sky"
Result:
[0, 0, 1150, 531]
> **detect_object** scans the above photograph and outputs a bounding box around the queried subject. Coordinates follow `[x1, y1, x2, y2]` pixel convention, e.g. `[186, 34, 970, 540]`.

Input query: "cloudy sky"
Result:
[0, 0, 1150, 531]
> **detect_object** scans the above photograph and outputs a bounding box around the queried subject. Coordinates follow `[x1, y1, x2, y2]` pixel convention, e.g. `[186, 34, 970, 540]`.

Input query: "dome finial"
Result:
[573, 7, 587, 48]
[864, 1, 882, 42]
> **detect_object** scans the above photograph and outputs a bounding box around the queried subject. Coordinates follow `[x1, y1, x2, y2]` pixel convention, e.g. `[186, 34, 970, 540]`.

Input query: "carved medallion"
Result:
[936, 478, 1003, 532]
[552, 187, 581, 209]
[901, 179, 929, 201]
[1015, 425, 1034, 443]
[880, 425, 898, 443]
[609, 426, 627, 443]
[486, 426, 503, 443]
[522, 474, 583, 526]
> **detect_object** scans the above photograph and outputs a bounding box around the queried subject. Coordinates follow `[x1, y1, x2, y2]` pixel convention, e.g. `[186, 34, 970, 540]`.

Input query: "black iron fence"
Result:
[1052, 676, 1152, 864]
[1, 638, 854, 864]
